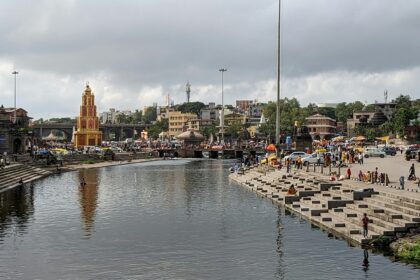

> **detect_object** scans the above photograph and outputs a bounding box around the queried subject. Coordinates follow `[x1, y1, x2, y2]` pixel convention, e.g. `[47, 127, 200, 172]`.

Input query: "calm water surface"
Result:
[0, 159, 419, 280]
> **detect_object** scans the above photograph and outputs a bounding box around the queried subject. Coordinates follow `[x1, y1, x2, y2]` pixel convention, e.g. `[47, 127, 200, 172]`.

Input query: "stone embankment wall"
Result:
[230, 166, 420, 248]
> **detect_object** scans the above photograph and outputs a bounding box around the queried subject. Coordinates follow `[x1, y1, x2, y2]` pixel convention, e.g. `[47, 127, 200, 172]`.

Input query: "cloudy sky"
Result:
[0, 0, 419, 119]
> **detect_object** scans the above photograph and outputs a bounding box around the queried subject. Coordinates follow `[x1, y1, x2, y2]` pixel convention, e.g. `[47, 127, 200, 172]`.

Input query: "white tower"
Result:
[186, 82, 191, 103]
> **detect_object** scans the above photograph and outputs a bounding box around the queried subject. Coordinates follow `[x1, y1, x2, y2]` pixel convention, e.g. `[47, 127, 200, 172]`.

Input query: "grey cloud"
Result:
[0, 0, 419, 119]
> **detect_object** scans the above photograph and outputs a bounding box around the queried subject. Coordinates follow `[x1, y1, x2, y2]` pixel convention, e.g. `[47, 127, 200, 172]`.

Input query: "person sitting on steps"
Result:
[287, 184, 297, 195]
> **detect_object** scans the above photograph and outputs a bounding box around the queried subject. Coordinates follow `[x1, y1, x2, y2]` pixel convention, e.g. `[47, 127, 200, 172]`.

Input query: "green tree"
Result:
[379, 121, 394, 135]
[142, 107, 157, 124]
[48, 117, 75, 123]
[200, 123, 218, 140]
[335, 101, 364, 125]
[262, 98, 305, 139]
[392, 95, 419, 136]
[133, 110, 143, 123]
[116, 114, 127, 124]
[318, 107, 336, 120]
[364, 127, 378, 140]
[225, 123, 242, 140]
[175, 102, 206, 115]
[147, 118, 169, 139]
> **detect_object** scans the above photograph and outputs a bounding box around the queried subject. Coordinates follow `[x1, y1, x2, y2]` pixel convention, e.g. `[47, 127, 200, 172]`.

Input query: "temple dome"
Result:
[176, 130, 205, 141]
[84, 84, 92, 95]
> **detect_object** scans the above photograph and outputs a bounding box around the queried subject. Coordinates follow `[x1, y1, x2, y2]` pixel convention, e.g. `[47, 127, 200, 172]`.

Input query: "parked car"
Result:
[284, 151, 310, 163]
[364, 147, 386, 158]
[382, 147, 396, 156]
[405, 149, 420, 161]
[302, 153, 324, 166]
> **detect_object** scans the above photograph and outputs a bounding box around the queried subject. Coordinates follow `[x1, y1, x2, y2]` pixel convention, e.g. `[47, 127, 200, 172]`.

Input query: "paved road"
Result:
[338, 153, 419, 188]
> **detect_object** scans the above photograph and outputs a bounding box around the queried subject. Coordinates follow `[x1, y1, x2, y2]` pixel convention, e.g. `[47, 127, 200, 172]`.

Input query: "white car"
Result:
[284, 152, 310, 163]
[364, 147, 386, 158]
[302, 153, 324, 166]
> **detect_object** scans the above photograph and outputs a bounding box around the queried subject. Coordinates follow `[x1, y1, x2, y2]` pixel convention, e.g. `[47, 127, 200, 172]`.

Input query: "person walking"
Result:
[409, 163, 416, 180]
[362, 213, 369, 238]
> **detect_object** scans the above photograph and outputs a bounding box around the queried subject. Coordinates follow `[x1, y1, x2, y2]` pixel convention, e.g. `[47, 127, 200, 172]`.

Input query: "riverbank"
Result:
[229, 164, 420, 254]
[0, 157, 163, 192]
[63, 157, 162, 170]
[391, 235, 420, 263]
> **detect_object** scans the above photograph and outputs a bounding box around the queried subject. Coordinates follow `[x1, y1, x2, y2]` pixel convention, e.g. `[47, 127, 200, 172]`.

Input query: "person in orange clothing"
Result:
[287, 184, 297, 195]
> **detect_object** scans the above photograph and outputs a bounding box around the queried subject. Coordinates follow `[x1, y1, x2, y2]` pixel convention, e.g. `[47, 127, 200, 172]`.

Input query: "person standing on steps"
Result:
[362, 213, 369, 238]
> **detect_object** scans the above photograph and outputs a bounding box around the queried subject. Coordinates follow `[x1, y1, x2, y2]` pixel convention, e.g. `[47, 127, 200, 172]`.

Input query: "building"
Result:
[305, 113, 336, 140]
[346, 103, 396, 137]
[200, 102, 219, 126]
[224, 112, 246, 126]
[100, 108, 117, 124]
[167, 111, 198, 138]
[372, 102, 396, 121]
[236, 100, 254, 111]
[0, 106, 31, 154]
[73, 85, 103, 147]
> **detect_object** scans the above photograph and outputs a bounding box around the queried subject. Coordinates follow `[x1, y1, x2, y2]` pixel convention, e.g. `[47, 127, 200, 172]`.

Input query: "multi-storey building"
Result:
[236, 100, 254, 111]
[200, 102, 219, 126]
[100, 108, 117, 124]
[168, 111, 198, 138]
[346, 103, 396, 136]
[305, 114, 336, 140]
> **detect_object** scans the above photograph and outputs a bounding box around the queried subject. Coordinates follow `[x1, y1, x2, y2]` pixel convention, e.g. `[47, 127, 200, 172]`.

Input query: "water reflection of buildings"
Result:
[0, 185, 34, 238]
[78, 169, 99, 236]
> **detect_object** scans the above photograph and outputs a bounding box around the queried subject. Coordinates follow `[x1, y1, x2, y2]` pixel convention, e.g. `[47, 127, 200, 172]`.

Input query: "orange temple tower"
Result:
[73, 84, 102, 147]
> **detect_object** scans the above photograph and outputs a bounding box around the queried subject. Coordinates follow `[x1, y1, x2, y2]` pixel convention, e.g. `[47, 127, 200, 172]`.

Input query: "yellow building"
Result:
[168, 111, 198, 138]
[224, 112, 246, 126]
[73, 84, 102, 147]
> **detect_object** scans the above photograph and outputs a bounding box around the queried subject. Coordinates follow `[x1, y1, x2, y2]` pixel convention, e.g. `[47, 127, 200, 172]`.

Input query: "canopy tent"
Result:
[265, 144, 276, 152]
[42, 131, 66, 141]
[332, 136, 345, 142]
[211, 145, 223, 151]
[352, 135, 366, 142]
[375, 136, 390, 142]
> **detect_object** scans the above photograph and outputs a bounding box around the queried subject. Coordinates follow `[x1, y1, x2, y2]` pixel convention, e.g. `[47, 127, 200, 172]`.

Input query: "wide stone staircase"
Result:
[0, 163, 52, 191]
[232, 168, 420, 246]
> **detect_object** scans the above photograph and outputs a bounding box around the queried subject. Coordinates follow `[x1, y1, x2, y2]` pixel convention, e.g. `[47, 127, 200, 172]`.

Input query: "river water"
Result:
[0, 159, 419, 280]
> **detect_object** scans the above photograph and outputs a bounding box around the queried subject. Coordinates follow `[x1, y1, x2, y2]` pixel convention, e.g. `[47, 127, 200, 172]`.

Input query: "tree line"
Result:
[260, 95, 419, 140]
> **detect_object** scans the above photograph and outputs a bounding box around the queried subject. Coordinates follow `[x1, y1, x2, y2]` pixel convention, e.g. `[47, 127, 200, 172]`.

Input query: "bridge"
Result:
[30, 122, 151, 142]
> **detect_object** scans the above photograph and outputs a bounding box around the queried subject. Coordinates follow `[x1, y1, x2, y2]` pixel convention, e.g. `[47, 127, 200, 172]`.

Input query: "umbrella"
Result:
[265, 144, 276, 152]
[332, 136, 345, 142]
[375, 136, 389, 142]
[211, 145, 224, 151]
[353, 136, 366, 141]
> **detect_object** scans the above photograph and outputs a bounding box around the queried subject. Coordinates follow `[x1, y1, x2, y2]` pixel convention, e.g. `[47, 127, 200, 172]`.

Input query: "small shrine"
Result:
[176, 129, 205, 148]
[73, 84, 102, 147]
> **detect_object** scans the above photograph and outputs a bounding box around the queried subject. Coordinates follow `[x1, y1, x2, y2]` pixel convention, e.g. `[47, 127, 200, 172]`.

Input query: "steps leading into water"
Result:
[0, 164, 52, 191]
[230, 168, 420, 247]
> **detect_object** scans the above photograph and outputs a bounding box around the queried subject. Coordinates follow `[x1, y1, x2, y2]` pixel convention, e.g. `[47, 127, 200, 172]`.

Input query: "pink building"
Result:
[305, 114, 336, 140]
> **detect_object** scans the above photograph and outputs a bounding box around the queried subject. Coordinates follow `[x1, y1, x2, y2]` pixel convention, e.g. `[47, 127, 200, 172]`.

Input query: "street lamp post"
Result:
[12, 70, 18, 124]
[275, 0, 281, 147]
[219, 68, 227, 144]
